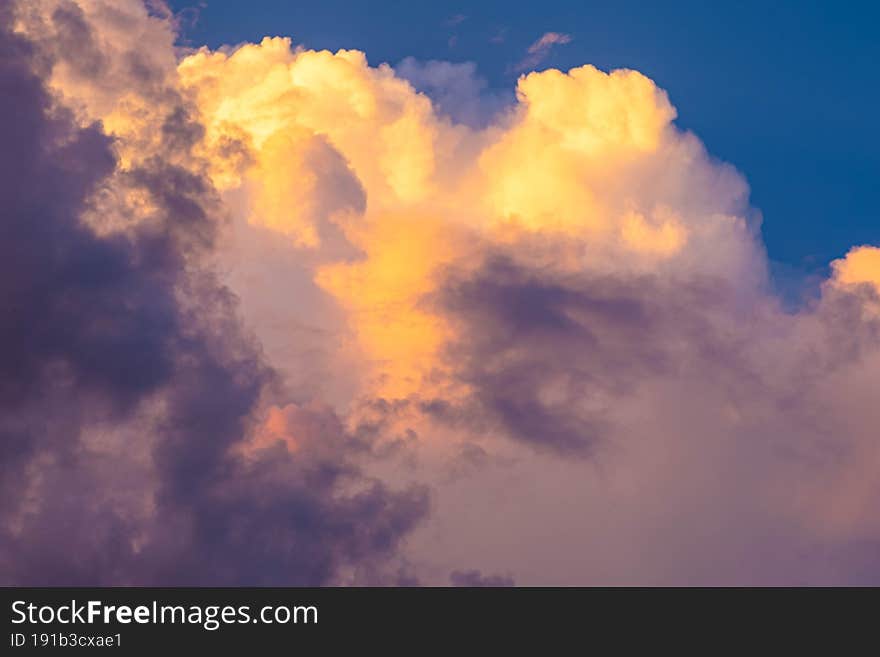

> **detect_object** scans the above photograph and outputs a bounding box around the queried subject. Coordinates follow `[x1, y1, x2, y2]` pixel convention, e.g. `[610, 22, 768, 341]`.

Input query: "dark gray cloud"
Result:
[0, 9, 427, 585]
[432, 255, 689, 454]
[428, 250, 870, 458]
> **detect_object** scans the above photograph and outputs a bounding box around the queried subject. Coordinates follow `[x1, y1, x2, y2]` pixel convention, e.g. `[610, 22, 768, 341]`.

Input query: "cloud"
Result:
[433, 255, 678, 455]
[5, 0, 880, 586]
[396, 57, 512, 128]
[516, 31, 573, 71]
[832, 245, 880, 291]
[449, 569, 515, 587]
[0, 0, 427, 586]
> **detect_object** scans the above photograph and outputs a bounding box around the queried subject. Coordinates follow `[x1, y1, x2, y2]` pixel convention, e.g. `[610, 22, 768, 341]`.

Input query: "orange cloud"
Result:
[832, 245, 880, 290]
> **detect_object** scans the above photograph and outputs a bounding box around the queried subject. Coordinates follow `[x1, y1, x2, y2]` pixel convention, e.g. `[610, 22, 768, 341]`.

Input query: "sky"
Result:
[169, 0, 880, 285]
[2, 0, 880, 586]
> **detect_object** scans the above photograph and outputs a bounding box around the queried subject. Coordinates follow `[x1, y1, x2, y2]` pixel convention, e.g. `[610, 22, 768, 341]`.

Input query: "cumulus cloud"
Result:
[4, 0, 880, 586]
[832, 246, 880, 291]
[0, 0, 426, 585]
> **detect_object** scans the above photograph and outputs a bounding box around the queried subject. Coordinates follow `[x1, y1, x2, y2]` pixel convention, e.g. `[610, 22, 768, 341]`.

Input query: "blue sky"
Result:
[170, 0, 879, 285]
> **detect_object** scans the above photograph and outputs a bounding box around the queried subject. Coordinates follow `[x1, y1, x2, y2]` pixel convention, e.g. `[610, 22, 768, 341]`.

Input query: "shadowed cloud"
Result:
[0, 6, 428, 585]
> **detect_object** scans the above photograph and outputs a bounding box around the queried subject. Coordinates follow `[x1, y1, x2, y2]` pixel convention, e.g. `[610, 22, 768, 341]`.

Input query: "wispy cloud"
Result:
[516, 31, 572, 71]
[489, 26, 507, 45]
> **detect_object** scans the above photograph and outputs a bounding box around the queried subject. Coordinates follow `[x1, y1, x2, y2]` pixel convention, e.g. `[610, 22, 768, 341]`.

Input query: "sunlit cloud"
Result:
[3, 0, 880, 586]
